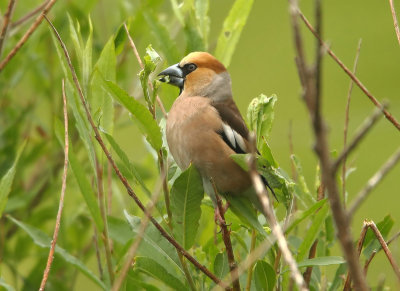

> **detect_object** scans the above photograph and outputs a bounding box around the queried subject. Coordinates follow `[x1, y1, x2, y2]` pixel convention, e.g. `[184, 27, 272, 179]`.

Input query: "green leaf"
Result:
[247, 94, 277, 164]
[296, 256, 345, 268]
[296, 202, 329, 261]
[194, 0, 210, 48]
[285, 199, 327, 234]
[363, 215, 394, 258]
[291, 154, 315, 207]
[213, 252, 229, 279]
[0, 277, 15, 291]
[66, 140, 103, 232]
[107, 216, 133, 245]
[91, 36, 116, 135]
[171, 164, 204, 250]
[329, 264, 347, 291]
[114, 23, 127, 55]
[139, 45, 161, 106]
[0, 141, 26, 218]
[226, 195, 268, 237]
[254, 260, 276, 291]
[214, 0, 254, 67]
[8, 216, 105, 290]
[124, 212, 183, 274]
[102, 80, 162, 151]
[135, 256, 186, 290]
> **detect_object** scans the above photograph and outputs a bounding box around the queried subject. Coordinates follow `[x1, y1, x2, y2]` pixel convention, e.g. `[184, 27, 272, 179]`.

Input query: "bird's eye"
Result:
[187, 63, 197, 72]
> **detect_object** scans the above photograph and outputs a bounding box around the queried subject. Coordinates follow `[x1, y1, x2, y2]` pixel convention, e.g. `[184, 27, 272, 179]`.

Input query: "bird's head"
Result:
[158, 52, 232, 101]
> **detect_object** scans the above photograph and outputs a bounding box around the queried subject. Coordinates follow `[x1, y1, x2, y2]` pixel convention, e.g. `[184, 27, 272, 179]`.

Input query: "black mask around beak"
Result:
[158, 63, 184, 90]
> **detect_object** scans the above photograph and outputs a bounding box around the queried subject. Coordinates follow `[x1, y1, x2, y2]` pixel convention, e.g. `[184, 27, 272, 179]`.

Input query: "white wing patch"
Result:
[221, 123, 247, 153]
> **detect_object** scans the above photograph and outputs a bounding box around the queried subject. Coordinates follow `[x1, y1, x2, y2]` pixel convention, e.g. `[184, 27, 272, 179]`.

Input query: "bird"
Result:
[158, 52, 275, 221]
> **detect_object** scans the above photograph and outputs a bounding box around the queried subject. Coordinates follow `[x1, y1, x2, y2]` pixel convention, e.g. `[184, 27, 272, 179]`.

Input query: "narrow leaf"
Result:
[0, 141, 26, 217]
[296, 202, 329, 261]
[285, 199, 327, 234]
[363, 215, 394, 258]
[296, 256, 345, 268]
[213, 252, 229, 279]
[8, 216, 105, 289]
[214, 0, 254, 67]
[103, 80, 162, 151]
[135, 256, 186, 290]
[171, 164, 204, 249]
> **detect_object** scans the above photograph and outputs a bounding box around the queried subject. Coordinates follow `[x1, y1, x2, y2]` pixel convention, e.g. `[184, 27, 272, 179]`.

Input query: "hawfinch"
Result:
[158, 52, 274, 214]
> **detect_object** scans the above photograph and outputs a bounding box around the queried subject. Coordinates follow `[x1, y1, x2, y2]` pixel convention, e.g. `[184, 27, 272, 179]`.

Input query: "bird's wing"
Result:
[212, 99, 250, 154]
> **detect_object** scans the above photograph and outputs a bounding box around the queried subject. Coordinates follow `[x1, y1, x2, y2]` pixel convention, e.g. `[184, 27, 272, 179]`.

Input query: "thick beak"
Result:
[158, 63, 184, 88]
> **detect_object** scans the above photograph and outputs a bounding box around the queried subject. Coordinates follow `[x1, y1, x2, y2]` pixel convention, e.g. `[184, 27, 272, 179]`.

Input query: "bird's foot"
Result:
[214, 208, 227, 227]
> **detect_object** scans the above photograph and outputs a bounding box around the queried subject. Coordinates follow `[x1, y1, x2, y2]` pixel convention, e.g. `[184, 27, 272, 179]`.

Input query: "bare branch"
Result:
[333, 105, 385, 173]
[10, 0, 50, 29]
[348, 148, 400, 217]
[44, 16, 225, 287]
[389, 0, 400, 46]
[112, 175, 164, 291]
[0, 0, 57, 72]
[248, 134, 307, 291]
[298, 9, 400, 131]
[39, 79, 69, 291]
[342, 39, 362, 204]
[0, 0, 17, 57]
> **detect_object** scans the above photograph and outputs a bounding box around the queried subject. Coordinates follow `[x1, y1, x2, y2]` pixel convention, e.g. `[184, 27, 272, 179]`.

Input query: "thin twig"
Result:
[298, 9, 400, 131]
[367, 221, 400, 281]
[44, 16, 225, 288]
[211, 179, 240, 291]
[288, 2, 368, 290]
[10, 0, 50, 29]
[112, 173, 164, 291]
[248, 134, 307, 291]
[0, 0, 17, 57]
[389, 0, 400, 46]
[39, 79, 69, 291]
[348, 148, 400, 217]
[344, 222, 369, 291]
[93, 227, 104, 281]
[0, 0, 57, 72]
[333, 105, 386, 173]
[123, 23, 167, 118]
[364, 230, 400, 275]
[303, 240, 318, 286]
[107, 160, 112, 214]
[95, 156, 114, 283]
[342, 39, 362, 204]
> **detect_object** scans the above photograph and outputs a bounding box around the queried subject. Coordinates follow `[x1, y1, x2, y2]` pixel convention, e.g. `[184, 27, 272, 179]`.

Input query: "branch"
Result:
[0, 0, 17, 57]
[389, 0, 400, 47]
[248, 134, 307, 291]
[112, 175, 164, 291]
[288, 2, 368, 290]
[0, 0, 57, 72]
[39, 79, 69, 291]
[348, 147, 400, 217]
[44, 16, 225, 288]
[342, 39, 362, 203]
[211, 180, 240, 291]
[10, 0, 50, 29]
[298, 9, 400, 131]
[333, 105, 385, 173]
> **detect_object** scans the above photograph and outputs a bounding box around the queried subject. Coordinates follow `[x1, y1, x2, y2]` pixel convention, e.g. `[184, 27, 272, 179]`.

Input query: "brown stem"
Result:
[303, 240, 318, 287]
[0, 0, 57, 72]
[248, 134, 307, 290]
[288, 2, 368, 290]
[44, 16, 224, 288]
[389, 0, 400, 46]
[297, 10, 400, 131]
[39, 80, 69, 291]
[11, 0, 50, 29]
[213, 188, 240, 291]
[0, 0, 17, 57]
[342, 39, 362, 204]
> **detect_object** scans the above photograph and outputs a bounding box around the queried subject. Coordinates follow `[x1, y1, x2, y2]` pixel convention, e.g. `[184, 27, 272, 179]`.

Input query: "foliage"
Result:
[0, 0, 398, 290]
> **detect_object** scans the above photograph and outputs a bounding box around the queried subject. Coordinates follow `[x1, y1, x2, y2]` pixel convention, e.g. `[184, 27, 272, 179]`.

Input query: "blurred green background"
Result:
[1, 0, 399, 289]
